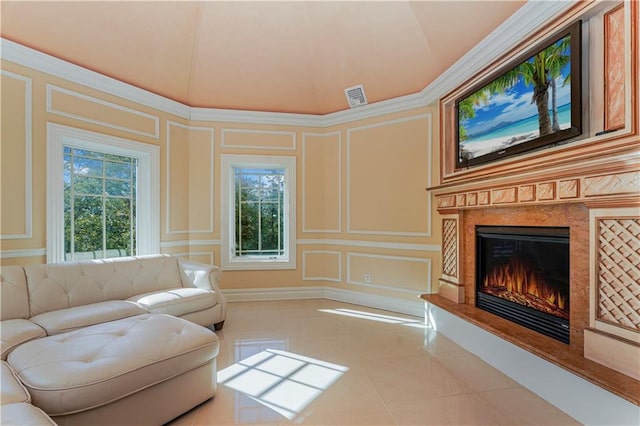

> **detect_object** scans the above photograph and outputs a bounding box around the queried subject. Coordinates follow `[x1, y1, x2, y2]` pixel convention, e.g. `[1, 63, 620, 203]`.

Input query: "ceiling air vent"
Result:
[344, 84, 368, 108]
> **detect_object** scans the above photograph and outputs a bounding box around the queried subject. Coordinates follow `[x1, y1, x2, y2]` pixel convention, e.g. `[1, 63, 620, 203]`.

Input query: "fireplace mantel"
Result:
[429, 145, 639, 211]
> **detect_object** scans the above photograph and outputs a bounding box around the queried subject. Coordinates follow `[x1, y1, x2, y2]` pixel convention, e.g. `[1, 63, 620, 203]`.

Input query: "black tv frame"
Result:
[455, 20, 583, 169]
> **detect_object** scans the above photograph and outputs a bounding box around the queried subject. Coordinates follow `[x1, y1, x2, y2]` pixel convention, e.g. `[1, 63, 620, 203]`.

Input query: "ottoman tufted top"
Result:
[7, 314, 219, 416]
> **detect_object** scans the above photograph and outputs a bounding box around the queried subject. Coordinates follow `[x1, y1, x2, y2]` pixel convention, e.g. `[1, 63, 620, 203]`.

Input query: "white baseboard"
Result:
[221, 285, 424, 317]
[425, 302, 640, 426]
[322, 287, 424, 317]
[222, 286, 325, 302]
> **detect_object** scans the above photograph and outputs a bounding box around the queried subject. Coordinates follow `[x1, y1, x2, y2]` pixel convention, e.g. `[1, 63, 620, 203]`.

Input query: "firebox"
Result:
[476, 226, 570, 343]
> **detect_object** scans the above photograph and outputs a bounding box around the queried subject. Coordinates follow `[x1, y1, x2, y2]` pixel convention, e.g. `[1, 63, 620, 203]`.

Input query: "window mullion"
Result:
[130, 158, 135, 256]
[278, 180, 282, 256]
[237, 173, 242, 257]
[129, 159, 133, 255]
[258, 187, 262, 255]
[101, 158, 107, 259]
[69, 150, 75, 260]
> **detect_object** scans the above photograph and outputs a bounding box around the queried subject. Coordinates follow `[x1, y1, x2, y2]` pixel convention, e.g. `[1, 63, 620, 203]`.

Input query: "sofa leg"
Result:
[213, 321, 225, 331]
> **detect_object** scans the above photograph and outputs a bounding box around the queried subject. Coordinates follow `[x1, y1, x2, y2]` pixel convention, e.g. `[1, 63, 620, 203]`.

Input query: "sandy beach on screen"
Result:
[462, 130, 540, 159]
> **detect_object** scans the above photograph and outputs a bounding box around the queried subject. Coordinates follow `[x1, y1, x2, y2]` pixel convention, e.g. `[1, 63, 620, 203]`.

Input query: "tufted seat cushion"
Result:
[128, 287, 219, 317]
[29, 300, 147, 335]
[7, 314, 219, 417]
[0, 319, 46, 361]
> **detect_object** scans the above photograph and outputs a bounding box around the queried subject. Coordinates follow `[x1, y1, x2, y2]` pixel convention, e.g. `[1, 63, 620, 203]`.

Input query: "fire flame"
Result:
[482, 256, 568, 314]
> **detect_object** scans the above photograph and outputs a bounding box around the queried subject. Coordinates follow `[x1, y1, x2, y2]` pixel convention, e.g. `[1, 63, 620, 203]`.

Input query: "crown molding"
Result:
[190, 106, 323, 127]
[0, 1, 573, 127]
[1, 38, 191, 119]
[322, 91, 429, 127]
[418, 0, 576, 105]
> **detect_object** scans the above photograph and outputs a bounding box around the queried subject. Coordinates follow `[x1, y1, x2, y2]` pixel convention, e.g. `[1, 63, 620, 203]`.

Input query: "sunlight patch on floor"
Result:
[217, 349, 348, 420]
[319, 308, 428, 328]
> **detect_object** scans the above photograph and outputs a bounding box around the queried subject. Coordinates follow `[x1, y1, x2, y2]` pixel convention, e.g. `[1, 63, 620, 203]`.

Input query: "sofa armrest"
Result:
[178, 259, 226, 328]
[178, 259, 222, 292]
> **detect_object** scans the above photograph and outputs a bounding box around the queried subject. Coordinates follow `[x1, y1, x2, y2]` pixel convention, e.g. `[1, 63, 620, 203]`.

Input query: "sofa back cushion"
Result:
[25, 254, 183, 316]
[0, 266, 30, 320]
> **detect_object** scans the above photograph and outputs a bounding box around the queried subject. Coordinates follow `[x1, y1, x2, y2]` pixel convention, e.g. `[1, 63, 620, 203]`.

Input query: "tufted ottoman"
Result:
[7, 314, 219, 426]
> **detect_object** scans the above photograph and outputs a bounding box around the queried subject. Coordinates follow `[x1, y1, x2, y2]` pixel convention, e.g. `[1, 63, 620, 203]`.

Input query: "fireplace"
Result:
[476, 226, 570, 343]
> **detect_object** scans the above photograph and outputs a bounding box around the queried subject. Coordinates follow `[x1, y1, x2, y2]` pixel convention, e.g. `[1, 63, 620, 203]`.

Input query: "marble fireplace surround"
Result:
[422, 200, 639, 412]
[462, 204, 588, 350]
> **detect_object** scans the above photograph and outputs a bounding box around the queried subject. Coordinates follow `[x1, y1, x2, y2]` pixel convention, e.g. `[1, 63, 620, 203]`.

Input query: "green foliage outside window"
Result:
[64, 147, 137, 260]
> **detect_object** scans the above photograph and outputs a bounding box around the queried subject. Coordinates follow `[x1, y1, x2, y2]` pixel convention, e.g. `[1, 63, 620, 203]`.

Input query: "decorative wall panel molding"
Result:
[46, 85, 160, 138]
[346, 114, 432, 236]
[0, 248, 46, 259]
[165, 121, 215, 235]
[221, 129, 296, 150]
[302, 250, 342, 282]
[0, 70, 32, 239]
[302, 132, 341, 233]
[296, 239, 440, 252]
[160, 239, 221, 248]
[604, 4, 626, 131]
[170, 251, 215, 266]
[346, 252, 431, 294]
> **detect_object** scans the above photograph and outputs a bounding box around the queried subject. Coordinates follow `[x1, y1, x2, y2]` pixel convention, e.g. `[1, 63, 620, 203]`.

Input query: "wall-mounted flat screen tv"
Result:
[456, 21, 582, 168]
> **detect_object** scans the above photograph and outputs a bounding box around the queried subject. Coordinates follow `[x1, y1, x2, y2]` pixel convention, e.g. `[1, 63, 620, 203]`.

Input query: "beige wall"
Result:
[0, 57, 441, 302]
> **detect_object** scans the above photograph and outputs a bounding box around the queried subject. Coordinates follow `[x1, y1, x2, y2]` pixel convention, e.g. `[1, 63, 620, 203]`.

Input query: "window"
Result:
[47, 124, 159, 263]
[221, 155, 296, 270]
[234, 167, 284, 257]
[64, 147, 137, 260]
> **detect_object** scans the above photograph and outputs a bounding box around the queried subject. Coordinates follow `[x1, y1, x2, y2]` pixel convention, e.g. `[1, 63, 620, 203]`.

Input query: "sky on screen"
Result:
[463, 63, 571, 136]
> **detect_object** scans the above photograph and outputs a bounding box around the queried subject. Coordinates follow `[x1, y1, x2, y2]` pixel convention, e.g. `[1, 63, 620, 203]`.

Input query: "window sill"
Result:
[221, 261, 297, 271]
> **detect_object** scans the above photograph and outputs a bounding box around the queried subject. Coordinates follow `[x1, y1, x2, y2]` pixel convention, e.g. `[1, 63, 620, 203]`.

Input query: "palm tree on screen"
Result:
[459, 35, 571, 140]
[545, 37, 571, 131]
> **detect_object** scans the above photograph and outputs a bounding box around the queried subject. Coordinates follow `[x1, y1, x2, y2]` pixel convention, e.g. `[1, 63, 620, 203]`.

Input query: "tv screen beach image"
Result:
[458, 33, 572, 162]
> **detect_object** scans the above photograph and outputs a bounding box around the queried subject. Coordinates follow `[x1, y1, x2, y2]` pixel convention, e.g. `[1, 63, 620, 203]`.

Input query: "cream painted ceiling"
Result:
[1, 1, 525, 115]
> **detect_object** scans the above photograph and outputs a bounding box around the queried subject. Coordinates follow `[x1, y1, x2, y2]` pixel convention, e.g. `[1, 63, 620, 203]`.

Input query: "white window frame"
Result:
[47, 123, 160, 263]
[221, 154, 296, 270]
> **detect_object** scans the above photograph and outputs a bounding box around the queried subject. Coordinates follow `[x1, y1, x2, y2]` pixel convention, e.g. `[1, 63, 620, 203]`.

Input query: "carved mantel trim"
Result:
[429, 147, 640, 212]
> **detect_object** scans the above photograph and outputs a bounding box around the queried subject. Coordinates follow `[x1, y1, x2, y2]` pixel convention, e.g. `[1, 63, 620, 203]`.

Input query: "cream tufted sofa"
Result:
[0, 254, 227, 425]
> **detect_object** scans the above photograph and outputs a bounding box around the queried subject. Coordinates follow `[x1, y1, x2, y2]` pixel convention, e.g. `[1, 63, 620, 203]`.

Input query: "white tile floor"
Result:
[168, 299, 579, 425]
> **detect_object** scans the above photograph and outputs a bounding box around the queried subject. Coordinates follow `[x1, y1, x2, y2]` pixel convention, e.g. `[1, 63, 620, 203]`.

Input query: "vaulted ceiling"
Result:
[0, 1, 525, 115]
